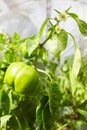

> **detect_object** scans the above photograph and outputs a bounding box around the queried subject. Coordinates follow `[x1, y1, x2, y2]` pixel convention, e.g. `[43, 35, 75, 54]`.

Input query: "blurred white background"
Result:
[0, 0, 87, 59]
[0, 0, 46, 37]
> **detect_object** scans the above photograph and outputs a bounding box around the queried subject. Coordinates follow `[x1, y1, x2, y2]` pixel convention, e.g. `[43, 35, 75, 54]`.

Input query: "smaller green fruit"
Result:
[62, 64, 69, 73]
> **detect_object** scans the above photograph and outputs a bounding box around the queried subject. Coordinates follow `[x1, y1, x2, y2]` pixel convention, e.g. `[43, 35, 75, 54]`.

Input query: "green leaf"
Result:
[1, 90, 10, 115]
[77, 108, 87, 119]
[9, 92, 19, 111]
[42, 104, 53, 130]
[47, 29, 68, 59]
[46, 27, 53, 39]
[6, 115, 19, 130]
[67, 12, 78, 19]
[39, 47, 48, 65]
[70, 46, 81, 95]
[38, 18, 50, 39]
[12, 32, 20, 43]
[49, 82, 61, 117]
[0, 62, 9, 73]
[0, 33, 10, 44]
[12, 108, 29, 130]
[74, 121, 87, 130]
[27, 38, 39, 57]
[36, 96, 48, 129]
[20, 97, 37, 129]
[4, 50, 15, 63]
[36, 103, 43, 129]
[68, 12, 87, 35]
[1, 115, 12, 128]
[0, 33, 5, 43]
[76, 19, 87, 36]
[20, 35, 36, 43]
[71, 47, 81, 79]
[48, 60, 58, 73]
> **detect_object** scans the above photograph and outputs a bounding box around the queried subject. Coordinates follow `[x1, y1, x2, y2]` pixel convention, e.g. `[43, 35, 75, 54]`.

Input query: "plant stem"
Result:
[67, 32, 77, 49]
[37, 68, 53, 83]
[34, 47, 40, 68]
[40, 36, 50, 47]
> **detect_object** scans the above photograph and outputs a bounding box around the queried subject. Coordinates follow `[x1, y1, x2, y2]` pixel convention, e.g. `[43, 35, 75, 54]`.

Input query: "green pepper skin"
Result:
[4, 62, 41, 96]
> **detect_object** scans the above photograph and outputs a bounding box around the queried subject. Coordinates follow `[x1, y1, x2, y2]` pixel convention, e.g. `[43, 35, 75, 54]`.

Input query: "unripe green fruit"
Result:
[4, 62, 41, 96]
